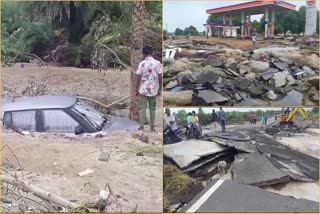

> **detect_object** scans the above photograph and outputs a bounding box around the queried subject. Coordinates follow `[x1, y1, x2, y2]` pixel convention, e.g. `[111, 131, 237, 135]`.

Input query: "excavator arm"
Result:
[286, 107, 308, 122]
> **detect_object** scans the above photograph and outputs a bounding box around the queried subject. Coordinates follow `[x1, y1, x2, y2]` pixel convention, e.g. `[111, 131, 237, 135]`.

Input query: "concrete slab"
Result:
[277, 131, 319, 158]
[205, 131, 250, 141]
[164, 140, 229, 169]
[257, 144, 319, 180]
[180, 179, 319, 212]
[232, 154, 290, 187]
[184, 151, 231, 173]
[197, 90, 229, 104]
[263, 181, 319, 202]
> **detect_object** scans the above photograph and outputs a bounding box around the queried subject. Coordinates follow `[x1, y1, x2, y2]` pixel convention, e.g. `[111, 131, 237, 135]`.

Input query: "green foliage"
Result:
[2, 1, 162, 67]
[174, 28, 184, 36]
[207, 14, 220, 24]
[184, 25, 199, 36]
[251, 20, 262, 33]
[174, 110, 188, 126]
[164, 164, 194, 196]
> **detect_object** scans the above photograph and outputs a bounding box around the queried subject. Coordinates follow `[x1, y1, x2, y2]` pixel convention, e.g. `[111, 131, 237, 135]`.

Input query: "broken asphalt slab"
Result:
[164, 140, 230, 169]
[232, 154, 290, 187]
[180, 179, 319, 212]
[204, 129, 319, 182]
[257, 144, 319, 180]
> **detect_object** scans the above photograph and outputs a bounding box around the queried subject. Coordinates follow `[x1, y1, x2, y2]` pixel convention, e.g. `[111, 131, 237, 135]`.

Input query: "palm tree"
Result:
[129, 1, 145, 121]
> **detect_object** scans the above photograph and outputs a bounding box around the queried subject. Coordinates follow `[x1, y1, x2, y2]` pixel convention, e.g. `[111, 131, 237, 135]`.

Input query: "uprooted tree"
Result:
[1, 1, 162, 68]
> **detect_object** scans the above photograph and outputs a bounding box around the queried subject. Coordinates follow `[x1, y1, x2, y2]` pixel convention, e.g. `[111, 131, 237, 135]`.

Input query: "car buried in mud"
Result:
[2, 95, 139, 135]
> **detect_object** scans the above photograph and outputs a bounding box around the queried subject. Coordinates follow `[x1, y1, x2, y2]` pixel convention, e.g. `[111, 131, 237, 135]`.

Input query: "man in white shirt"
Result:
[136, 45, 162, 132]
[252, 33, 257, 50]
[164, 108, 176, 127]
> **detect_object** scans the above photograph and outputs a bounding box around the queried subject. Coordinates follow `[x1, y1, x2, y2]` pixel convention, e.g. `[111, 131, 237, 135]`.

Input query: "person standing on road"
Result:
[212, 109, 218, 132]
[219, 107, 226, 133]
[252, 112, 257, 125]
[252, 33, 257, 50]
[263, 112, 268, 126]
[137, 45, 162, 132]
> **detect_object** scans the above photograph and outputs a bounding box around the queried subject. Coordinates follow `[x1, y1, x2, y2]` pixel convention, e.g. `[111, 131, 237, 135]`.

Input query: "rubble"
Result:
[164, 42, 319, 106]
[232, 154, 290, 187]
[78, 168, 95, 176]
[164, 139, 230, 169]
[164, 128, 319, 183]
[98, 152, 111, 162]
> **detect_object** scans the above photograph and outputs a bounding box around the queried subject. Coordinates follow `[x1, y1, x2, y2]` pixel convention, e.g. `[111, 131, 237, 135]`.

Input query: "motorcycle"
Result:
[185, 123, 202, 140]
[164, 125, 183, 145]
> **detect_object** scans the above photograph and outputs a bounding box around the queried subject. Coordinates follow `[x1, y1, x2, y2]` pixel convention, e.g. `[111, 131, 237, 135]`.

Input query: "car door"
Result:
[41, 109, 80, 133]
[3, 110, 37, 132]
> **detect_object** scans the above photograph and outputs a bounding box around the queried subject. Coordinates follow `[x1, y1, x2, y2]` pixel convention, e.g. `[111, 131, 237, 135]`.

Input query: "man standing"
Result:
[212, 109, 218, 132]
[219, 107, 226, 133]
[263, 112, 268, 126]
[252, 33, 257, 50]
[137, 46, 162, 131]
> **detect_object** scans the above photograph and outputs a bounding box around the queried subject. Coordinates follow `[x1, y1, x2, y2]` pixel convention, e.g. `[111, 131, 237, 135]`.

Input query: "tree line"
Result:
[164, 25, 204, 37]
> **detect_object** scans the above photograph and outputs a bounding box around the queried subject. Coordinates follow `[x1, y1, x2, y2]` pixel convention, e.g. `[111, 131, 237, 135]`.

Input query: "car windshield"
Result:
[72, 100, 109, 130]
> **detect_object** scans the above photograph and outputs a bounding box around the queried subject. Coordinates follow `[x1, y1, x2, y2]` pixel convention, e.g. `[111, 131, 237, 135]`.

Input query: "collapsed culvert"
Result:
[164, 128, 319, 212]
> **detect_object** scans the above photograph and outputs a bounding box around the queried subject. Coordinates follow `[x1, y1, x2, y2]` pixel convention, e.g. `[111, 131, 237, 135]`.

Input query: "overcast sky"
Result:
[166, 108, 313, 114]
[164, 1, 310, 32]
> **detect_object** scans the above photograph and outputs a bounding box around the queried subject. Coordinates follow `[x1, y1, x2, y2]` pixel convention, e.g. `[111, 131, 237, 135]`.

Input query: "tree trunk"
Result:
[129, 1, 145, 121]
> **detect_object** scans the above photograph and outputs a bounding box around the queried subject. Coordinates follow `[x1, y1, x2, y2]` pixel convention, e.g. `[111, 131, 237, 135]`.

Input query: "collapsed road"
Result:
[163, 38, 319, 106]
[164, 126, 319, 212]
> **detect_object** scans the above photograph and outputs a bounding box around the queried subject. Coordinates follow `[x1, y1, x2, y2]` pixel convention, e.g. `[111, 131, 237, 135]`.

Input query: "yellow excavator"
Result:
[266, 107, 310, 135]
[279, 107, 308, 127]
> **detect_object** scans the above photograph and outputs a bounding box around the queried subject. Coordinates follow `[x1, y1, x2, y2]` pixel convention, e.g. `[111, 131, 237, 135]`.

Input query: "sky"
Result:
[166, 107, 312, 114]
[164, 1, 309, 33]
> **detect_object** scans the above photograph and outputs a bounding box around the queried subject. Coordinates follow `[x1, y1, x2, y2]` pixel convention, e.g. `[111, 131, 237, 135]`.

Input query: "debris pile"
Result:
[163, 42, 319, 106]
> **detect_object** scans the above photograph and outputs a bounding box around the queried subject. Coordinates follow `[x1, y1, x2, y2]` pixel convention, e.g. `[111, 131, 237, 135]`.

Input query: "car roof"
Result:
[2, 95, 77, 112]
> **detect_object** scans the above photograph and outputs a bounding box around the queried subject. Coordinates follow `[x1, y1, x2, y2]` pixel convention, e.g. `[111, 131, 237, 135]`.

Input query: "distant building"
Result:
[204, 1, 296, 39]
[305, 0, 317, 35]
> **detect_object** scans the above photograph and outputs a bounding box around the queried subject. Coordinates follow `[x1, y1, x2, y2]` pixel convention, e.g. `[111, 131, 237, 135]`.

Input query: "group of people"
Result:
[212, 107, 226, 133]
[251, 112, 269, 126]
[135, 45, 273, 134]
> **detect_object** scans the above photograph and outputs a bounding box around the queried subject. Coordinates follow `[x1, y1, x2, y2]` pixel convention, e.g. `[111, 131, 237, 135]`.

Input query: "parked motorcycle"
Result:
[164, 126, 183, 145]
[185, 124, 202, 140]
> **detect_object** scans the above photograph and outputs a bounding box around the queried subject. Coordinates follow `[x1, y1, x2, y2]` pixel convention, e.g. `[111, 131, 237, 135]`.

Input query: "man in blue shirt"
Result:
[219, 107, 226, 133]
